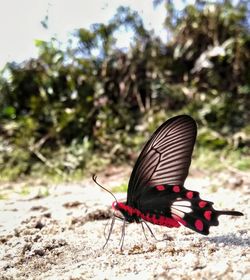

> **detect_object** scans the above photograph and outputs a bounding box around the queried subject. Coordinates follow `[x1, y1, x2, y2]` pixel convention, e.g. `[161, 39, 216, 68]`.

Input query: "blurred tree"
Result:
[0, 1, 249, 179]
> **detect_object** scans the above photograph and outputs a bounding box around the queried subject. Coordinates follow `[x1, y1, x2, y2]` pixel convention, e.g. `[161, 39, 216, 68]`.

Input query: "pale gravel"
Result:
[0, 169, 249, 280]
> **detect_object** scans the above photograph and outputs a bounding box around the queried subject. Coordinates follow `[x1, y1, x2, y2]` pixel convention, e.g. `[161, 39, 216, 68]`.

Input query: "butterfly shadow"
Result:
[204, 232, 249, 248]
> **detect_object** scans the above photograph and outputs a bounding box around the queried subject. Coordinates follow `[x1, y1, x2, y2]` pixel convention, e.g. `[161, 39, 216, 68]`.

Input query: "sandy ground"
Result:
[0, 167, 249, 280]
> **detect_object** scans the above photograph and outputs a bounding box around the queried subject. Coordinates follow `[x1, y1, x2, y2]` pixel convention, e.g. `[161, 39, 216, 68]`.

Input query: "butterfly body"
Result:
[111, 115, 243, 237]
[113, 199, 180, 228]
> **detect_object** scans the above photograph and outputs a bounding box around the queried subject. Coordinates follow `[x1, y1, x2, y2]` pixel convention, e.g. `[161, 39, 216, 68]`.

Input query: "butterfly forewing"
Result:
[127, 115, 197, 205]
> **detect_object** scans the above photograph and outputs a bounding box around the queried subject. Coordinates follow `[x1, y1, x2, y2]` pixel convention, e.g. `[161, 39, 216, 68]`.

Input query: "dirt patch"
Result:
[0, 168, 249, 279]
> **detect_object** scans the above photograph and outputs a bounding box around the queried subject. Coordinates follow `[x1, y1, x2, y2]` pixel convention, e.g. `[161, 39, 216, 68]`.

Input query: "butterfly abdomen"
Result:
[113, 201, 180, 228]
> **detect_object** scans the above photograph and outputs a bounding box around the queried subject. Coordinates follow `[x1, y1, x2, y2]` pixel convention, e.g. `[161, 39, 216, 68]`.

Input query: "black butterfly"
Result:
[93, 115, 243, 248]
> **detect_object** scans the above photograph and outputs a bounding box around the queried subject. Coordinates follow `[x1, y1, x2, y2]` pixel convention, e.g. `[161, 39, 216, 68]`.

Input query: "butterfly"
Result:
[93, 115, 243, 248]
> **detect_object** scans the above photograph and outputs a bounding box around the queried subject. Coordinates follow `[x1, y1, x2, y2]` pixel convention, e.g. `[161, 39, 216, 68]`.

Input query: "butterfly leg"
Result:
[119, 219, 126, 251]
[103, 217, 112, 239]
[141, 221, 160, 241]
[141, 221, 149, 241]
[103, 214, 116, 248]
[141, 221, 169, 242]
[103, 213, 124, 239]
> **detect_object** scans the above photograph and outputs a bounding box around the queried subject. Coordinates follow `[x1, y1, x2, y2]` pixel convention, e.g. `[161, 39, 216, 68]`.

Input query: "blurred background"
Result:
[0, 0, 249, 183]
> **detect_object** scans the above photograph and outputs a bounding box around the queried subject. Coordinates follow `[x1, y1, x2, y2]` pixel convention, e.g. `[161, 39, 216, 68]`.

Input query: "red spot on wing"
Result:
[172, 214, 187, 226]
[173, 185, 180, 192]
[204, 210, 212, 221]
[156, 185, 165, 191]
[199, 201, 207, 208]
[186, 191, 193, 199]
[195, 219, 203, 231]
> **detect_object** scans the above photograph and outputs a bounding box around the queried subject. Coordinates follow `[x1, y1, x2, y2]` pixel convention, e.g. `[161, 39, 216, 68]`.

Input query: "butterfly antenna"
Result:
[92, 174, 118, 203]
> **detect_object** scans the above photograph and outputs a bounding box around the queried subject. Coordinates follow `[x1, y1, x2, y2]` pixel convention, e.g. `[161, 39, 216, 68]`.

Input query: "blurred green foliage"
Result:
[0, 2, 249, 181]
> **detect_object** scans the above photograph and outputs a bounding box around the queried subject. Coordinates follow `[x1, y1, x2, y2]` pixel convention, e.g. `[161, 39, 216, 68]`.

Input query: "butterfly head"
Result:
[111, 201, 128, 221]
[111, 201, 126, 215]
[112, 201, 119, 210]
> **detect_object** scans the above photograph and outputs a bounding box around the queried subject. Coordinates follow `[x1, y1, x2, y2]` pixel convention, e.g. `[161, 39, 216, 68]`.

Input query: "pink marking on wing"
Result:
[173, 185, 180, 192]
[199, 201, 207, 208]
[204, 210, 212, 221]
[195, 219, 203, 231]
[186, 191, 193, 199]
[172, 214, 187, 226]
[156, 185, 165, 191]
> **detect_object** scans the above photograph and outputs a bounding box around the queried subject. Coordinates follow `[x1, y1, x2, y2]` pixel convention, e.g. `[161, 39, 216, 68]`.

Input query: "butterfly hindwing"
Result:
[137, 184, 231, 235]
